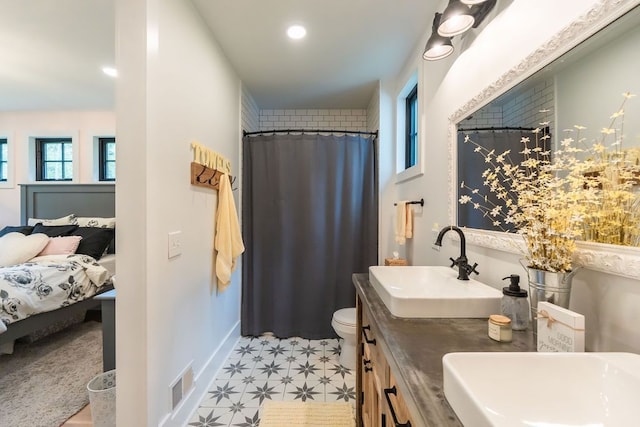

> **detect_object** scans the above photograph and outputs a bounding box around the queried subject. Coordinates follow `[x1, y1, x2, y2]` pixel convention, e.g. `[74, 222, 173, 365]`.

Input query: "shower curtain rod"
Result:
[243, 129, 378, 137]
[458, 126, 536, 132]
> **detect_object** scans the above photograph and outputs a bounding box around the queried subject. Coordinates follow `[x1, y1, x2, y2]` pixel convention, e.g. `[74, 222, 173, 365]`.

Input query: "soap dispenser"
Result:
[500, 274, 529, 331]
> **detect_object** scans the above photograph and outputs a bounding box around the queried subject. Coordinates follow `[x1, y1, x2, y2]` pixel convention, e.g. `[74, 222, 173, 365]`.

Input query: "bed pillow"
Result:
[71, 227, 115, 260]
[31, 224, 79, 237]
[0, 225, 34, 237]
[37, 236, 83, 256]
[0, 232, 50, 267]
[76, 217, 115, 228]
[27, 214, 77, 226]
[75, 217, 116, 254]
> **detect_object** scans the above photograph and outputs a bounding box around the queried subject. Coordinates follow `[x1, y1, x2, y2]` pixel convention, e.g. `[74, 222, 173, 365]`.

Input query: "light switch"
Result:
[168, 231, 182, 258]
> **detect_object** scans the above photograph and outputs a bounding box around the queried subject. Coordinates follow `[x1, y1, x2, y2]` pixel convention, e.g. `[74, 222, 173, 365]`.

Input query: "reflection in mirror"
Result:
[456, 4, 640, 243]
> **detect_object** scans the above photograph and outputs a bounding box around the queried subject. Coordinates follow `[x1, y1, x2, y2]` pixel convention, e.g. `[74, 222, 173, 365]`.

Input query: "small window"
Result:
[99, 137, 116, 181]
[36, 138, 73, 181]
[0, 139, 7, 181]
[405, 84, 418, 169]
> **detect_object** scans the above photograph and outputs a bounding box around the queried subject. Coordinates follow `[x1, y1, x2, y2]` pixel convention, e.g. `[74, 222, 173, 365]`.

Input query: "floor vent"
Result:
[170, 364, 195, 412]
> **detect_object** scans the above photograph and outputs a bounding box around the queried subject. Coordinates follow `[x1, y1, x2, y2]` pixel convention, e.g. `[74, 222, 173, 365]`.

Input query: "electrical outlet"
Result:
[168, 231, 182, 258]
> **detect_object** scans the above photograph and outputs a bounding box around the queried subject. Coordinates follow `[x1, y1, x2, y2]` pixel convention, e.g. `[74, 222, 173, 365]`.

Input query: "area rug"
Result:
[260, 401, 355, 427]
[0, 320, 103, 427]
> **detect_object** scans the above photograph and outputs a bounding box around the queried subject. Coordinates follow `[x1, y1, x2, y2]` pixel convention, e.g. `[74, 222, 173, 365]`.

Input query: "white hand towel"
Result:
[215, 173, 245, 291]
[395, 201, 407, 245]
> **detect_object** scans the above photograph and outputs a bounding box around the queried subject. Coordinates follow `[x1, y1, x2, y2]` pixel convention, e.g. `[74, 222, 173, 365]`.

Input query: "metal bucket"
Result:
[522, 264, 579, 335]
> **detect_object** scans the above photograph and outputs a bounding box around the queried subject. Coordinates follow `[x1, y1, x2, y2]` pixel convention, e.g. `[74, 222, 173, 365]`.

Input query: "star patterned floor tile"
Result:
[193, 334, 355, 423]
[229, 407, 262, 427]
[218, 360, 253, 379]
[199, 379, 246, 407]
[326, 382, 357, 402]
[285, 380, 324, 402]
[243, 381, 287, 405]
[187, 407, 235, 427]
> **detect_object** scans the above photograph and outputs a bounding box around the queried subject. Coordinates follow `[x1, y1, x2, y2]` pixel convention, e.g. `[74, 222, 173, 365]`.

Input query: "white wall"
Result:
[556, 22, 640, 145]
[242, 87, 260, 133]
[0, 111, 115, 227]
[115, 0, 242, 425]
[380, 0, 640, 353]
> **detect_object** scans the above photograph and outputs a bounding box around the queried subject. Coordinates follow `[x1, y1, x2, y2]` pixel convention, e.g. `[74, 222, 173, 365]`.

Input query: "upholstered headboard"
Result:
[20, 184, 115, 225]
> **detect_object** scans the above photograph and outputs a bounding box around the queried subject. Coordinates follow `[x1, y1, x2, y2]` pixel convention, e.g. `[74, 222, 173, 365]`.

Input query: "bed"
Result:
[0, 184, 115, 350]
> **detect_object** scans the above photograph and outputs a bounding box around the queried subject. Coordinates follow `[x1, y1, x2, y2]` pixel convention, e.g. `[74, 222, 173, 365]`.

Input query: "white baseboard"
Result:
[159, 320, 240, 427]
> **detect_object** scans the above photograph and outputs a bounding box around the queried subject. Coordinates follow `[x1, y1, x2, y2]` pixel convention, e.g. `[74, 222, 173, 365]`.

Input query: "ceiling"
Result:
[0, 0, 436, 112]
[0, 0, 116, 112]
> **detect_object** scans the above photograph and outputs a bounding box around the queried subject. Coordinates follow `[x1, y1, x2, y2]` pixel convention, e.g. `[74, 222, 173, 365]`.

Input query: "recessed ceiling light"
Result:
[287, 25, 306, 40]
[102, 66, 118, 78]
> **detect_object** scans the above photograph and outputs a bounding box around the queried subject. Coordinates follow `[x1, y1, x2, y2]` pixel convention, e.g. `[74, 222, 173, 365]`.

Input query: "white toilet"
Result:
[331, 307, 357, 370]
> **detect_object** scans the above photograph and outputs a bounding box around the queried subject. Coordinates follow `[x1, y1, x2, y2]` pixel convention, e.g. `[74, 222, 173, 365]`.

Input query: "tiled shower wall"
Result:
[259, 109, 367, 132]
[458, 104, 503, 130]
[457, 78, 555, 133]
[502, 78, 554, 130]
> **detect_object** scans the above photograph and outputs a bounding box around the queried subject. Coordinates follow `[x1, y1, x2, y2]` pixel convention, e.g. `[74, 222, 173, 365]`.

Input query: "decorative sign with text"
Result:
[537, 302, 585, 352]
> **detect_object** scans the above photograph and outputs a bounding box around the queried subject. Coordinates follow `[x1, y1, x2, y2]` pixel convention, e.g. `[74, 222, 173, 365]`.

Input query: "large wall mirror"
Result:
[449, 0, 640, 279]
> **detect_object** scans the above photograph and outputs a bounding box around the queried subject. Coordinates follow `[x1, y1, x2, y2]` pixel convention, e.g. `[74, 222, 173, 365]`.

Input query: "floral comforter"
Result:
[0, 254, 110, 331]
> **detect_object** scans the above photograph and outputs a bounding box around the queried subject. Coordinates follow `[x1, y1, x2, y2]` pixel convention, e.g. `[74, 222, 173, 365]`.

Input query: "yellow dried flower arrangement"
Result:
[459, 93, 639, 272]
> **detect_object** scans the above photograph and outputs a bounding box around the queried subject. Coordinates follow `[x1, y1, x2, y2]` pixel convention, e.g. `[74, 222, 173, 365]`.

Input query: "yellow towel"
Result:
[215, 173, 245, 291]
[395, 202, 413, 245]
[405, 205, 413, 239]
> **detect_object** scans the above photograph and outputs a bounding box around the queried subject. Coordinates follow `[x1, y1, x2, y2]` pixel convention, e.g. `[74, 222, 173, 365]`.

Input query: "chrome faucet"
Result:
[434, 226, 479, 280]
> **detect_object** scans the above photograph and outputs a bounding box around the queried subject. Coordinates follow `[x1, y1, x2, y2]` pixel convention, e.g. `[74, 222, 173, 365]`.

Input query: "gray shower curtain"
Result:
[241, 132, 377, 339]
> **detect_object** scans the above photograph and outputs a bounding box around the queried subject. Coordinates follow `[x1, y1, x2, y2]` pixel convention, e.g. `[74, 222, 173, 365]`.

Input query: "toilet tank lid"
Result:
[333, 308, 356, 326]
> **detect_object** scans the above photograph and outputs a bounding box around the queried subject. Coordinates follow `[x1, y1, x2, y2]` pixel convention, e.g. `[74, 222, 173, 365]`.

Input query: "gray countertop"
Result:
[353, 273, 537, 427]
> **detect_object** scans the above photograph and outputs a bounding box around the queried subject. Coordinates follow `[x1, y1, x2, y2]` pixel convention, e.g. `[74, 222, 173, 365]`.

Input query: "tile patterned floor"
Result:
[187, 335, 355, 427]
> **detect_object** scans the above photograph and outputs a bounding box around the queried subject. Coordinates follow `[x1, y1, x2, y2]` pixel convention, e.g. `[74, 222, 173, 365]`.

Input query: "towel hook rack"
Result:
[394, 198, 424, 207]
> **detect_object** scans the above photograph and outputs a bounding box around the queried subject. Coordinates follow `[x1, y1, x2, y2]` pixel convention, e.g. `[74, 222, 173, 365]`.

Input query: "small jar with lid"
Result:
[488, 314, 512, 342]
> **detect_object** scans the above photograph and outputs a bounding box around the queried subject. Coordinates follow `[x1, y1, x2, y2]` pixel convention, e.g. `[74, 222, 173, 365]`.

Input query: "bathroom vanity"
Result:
[353, 273, 536, 427]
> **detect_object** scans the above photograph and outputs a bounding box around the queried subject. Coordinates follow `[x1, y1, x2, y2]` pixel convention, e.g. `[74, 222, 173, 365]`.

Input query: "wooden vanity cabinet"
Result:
[383, 371, 414, 427]
[357, 295, 414, 427]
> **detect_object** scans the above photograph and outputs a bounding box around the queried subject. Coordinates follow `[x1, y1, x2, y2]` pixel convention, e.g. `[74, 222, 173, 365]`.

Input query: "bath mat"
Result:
[260, 401, 355, 427]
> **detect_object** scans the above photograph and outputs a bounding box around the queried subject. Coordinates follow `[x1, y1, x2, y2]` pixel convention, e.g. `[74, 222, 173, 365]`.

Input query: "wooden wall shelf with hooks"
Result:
[190, 162, 235, 191]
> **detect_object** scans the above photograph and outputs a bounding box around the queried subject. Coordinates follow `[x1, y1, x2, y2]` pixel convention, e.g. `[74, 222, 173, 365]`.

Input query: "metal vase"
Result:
[521, 262, 580, 335]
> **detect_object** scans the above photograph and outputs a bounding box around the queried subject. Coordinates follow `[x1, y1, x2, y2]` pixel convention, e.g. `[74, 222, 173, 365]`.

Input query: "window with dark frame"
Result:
[0, 139, 7, 182]
[36, 137, 73, 181]
[99, 137, 116, 181]
[405, 84, 418, 169]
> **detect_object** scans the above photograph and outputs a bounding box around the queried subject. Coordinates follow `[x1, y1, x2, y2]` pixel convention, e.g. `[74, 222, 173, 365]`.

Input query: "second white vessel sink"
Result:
[443, 352, 640, 426]
[368, 266, 501, 318]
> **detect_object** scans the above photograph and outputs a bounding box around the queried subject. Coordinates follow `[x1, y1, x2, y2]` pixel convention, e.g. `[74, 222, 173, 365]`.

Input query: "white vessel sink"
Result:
[443, 352, 640, 426]
[368, 266, 501, 318]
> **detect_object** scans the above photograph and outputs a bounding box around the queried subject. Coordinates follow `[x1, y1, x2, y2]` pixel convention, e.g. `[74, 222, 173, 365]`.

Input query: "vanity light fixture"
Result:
[423, 13, 454, 61]
[424, 0, 497, 61]
[438, 0, 475, 37]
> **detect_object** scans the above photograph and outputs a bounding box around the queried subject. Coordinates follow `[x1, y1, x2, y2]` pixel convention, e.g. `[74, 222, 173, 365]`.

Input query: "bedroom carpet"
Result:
[0, 320, 103, 427]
